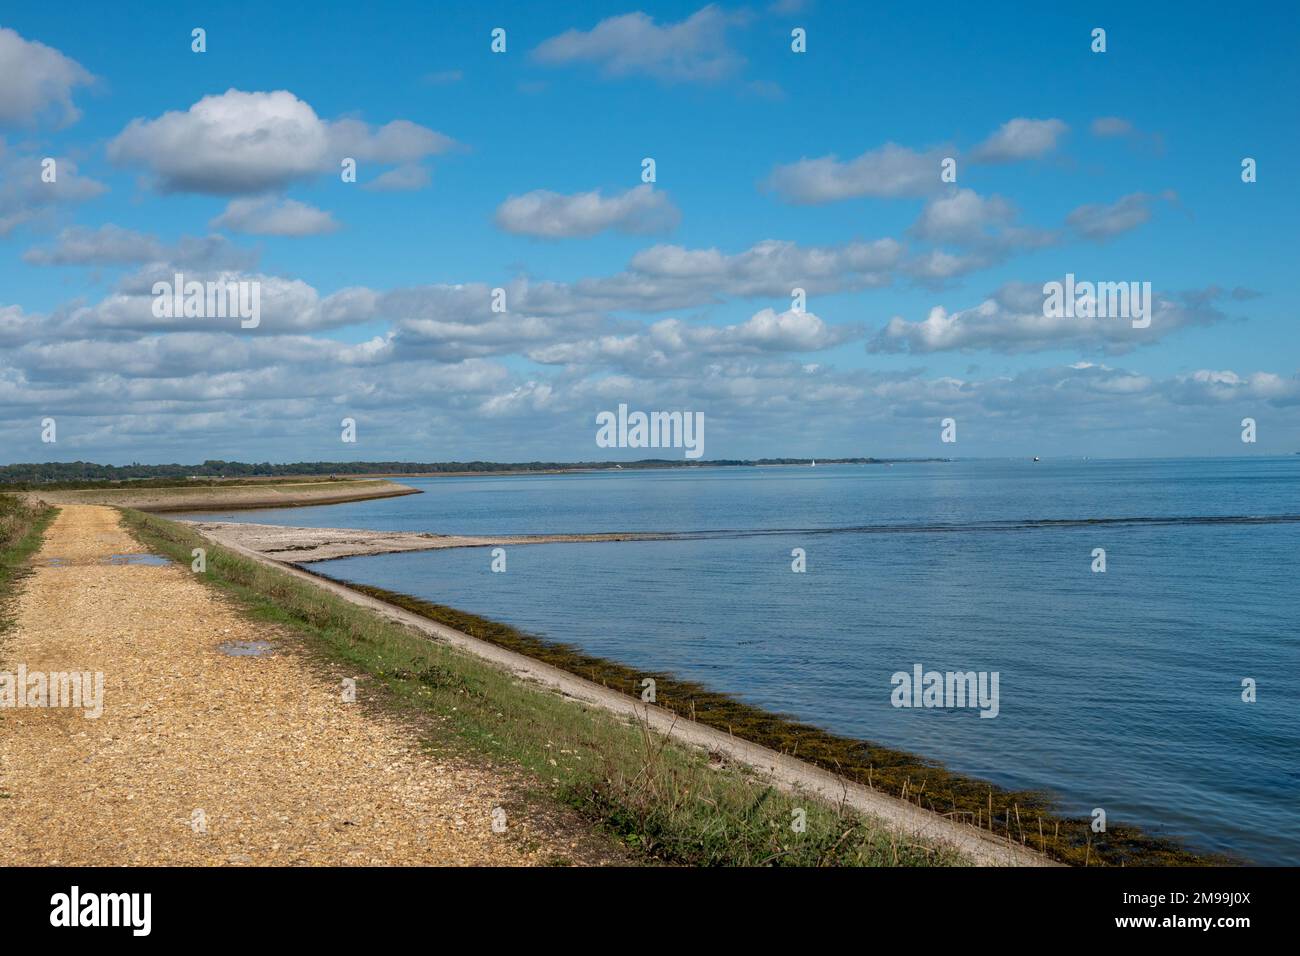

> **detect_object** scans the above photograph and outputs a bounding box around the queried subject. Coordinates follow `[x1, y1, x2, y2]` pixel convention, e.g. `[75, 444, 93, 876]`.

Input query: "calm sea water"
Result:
[184, 458, 1300, 863]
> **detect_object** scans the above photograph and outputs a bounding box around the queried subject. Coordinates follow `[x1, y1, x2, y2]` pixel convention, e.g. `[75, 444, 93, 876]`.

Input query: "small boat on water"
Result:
[1033, 456, 1040, 462]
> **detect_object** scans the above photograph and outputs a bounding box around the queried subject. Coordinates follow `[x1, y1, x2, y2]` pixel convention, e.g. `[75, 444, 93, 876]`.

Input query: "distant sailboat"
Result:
[810, 459, 816, 467]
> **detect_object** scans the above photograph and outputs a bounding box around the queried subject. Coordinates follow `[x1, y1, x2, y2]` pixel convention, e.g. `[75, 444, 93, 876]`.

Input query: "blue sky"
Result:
[1, 1, 1297, 464]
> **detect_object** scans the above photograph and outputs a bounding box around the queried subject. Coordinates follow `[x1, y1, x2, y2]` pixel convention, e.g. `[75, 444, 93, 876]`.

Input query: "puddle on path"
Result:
[217, 640, 276, 657]
[34, 553, 172, 568]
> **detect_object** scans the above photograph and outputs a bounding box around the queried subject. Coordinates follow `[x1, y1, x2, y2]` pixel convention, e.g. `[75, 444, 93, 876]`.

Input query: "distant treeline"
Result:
[0, 457, 946, 486]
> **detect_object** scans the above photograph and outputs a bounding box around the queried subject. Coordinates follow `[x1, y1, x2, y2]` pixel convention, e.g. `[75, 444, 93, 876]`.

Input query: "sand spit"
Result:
[29, 479, 420, 513]
[181, 521, 671, 562]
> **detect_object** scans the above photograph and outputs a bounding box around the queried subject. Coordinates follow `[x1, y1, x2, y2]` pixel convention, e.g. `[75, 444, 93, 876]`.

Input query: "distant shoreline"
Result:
[0, 457, 948, 487]
[15, 479, 420, 513]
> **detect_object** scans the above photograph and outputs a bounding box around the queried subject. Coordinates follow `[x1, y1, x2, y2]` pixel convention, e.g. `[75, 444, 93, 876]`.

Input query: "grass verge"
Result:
[122, 507, 969, 867]
[0, 494, 57, 633]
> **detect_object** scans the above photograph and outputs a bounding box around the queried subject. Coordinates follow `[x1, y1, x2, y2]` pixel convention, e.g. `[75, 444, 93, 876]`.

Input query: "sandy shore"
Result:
[28, 479, 420, 513]
[182, 520, 671, 562]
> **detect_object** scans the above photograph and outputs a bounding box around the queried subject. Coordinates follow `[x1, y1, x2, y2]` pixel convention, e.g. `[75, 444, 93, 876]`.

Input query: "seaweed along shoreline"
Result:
[155, 504, 1218, 866]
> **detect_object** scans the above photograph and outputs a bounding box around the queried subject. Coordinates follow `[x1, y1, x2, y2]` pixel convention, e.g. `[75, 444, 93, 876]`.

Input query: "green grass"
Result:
[0, 494, 57, 633]
[121, 507, 969, 867]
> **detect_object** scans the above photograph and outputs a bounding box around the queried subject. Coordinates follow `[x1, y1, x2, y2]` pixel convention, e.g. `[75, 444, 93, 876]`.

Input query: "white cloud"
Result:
[900, 190, 1056, 284]
[901, 249, 992, 283]
[211, 197, 340, 236]
[911, 189, 1015, 243]
[765, 143, 944, 204]
[364, 164, 432, 191]
[0, 143, 106, 236]
[0, 28, 94, 127]
[970, 118, 1067, 163]
[530, 308, 858, 371]
[870, 283, 1233, 355]
[107, 89, 455, 194]
[1066, 192, 1173, 241]
[23, 224, 161, 265]
[533, 6, 746, 83]
[1166, 369, 1300, 406]
[43, 270, 377, 341]
[0, 304, 33, 348]
[494, 184, 679, 238]
[631, 237, 900, 290]
[23, 224, 259, 271]
[326, 117, 454, 163]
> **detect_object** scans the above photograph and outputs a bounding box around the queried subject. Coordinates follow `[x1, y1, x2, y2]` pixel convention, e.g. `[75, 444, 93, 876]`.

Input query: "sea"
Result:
[181, 457, 1300, 864]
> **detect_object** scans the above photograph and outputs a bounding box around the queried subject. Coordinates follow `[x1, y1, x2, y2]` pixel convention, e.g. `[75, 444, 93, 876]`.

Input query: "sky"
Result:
[1, 0, 1297, 465]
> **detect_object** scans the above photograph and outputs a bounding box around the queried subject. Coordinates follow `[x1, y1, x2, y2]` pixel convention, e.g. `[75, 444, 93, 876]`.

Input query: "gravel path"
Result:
[0, 505, 619, 866]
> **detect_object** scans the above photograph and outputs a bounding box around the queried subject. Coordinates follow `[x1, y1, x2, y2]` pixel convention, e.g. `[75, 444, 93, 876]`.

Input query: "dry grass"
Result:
[0, 494, 56, 631]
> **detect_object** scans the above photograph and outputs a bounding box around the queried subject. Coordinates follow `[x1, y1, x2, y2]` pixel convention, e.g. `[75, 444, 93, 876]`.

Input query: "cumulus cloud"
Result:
[0, 143, 106, 236]
[899, 190, 1056, 284]
[1166, 369, 1300, 406]
[910, 189, 1016, 243]
[900, 249, 993, 283]
[1089, 116, 1164, 155]
[604, 237, 903, 305]
[24, 226, 260, 271]
[764, 143, 945, 204]
[633, 237, 899, 289]
[530, 308, 858, 372]
[376, 284, 607, 363]
[23, 224, 161, 265]
[970, 118, 1067, 163]
[326, 117, 455, 163]
[494, 184, 680, 238]
[35, 268, 376, 342]
[1066, 191, 1174, 241]
[1, 269, 1294, 460]
[869, 283, 1234, 355]
[428, 237, 907, 320]
[211, 197, 340, 236]
[0, 304, 33, 348]
[0, 28, 94, 127]
[363, 164, 432, 191]
[107, 89, 455, 194]
[533, 5, 746, 83]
